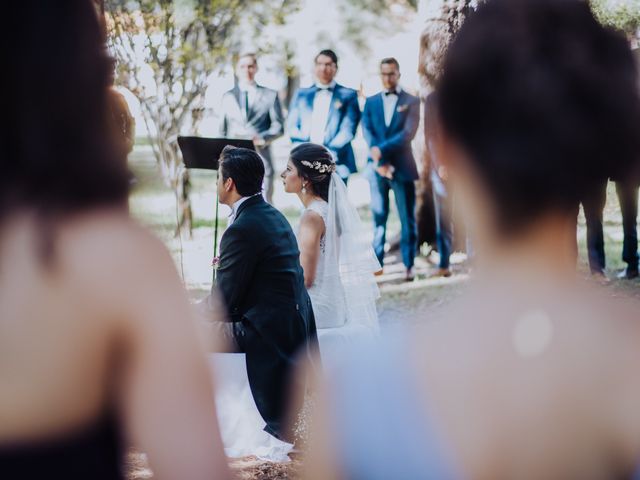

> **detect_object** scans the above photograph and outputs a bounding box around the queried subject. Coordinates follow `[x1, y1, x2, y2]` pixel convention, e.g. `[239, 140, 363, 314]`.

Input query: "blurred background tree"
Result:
[337, 0, 417, 59]
[105, 0, 299, 235]
[591, 0, 640, 35]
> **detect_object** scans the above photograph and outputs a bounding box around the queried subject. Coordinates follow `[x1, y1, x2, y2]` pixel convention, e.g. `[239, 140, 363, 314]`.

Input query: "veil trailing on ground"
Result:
[323, 172, 381, 330]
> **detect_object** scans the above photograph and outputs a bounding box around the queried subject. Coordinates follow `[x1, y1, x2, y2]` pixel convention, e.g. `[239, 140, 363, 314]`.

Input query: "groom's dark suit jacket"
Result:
[215, 194, 318, 441]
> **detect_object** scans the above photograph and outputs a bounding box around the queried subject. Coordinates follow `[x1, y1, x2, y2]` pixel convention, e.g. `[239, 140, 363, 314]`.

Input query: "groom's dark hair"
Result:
[219, 146, 264, 196]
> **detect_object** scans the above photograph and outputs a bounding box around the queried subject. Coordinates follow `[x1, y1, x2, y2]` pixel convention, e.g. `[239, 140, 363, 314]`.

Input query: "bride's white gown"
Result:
[304, 199, 379, 358]
[210, 174, 380, 461]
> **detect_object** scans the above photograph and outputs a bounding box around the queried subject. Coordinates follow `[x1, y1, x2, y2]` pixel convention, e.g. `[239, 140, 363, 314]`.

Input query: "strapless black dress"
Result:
[0, 415, 123, 479]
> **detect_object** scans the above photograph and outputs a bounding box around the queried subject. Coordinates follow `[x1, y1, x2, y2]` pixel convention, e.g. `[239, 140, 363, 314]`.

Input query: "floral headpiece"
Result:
[300, 160, 336, 174]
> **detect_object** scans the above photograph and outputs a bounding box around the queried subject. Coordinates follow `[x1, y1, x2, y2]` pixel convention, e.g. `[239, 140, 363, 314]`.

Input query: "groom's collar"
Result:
[231, 192, 263, 221]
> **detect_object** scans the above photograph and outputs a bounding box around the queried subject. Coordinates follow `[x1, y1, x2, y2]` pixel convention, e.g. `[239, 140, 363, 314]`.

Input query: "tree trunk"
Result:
[175, 169, 193, 238]
[154, 132, 194, 238]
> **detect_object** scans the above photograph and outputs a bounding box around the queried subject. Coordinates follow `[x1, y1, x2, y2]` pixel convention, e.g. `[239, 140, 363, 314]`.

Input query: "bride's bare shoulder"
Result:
[300, 208, 325, 232]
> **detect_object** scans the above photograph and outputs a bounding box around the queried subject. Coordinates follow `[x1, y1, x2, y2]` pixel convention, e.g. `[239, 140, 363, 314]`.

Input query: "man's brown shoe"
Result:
[435, 268, 452, 278]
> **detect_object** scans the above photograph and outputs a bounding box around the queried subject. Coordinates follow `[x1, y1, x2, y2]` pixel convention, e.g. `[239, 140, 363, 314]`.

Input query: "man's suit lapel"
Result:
[301, 88, 316, 138]
[323, 85, 341, 144]
[247, 86, 266, 122]
[374, 93, 386, 139]
[305, 87, 316, 111]
[231, 86, 242, 112]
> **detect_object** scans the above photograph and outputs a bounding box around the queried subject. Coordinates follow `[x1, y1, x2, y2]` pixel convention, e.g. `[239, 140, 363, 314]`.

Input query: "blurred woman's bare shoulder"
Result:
[60, 209, 171, 269]
[55, 209, 180, 310]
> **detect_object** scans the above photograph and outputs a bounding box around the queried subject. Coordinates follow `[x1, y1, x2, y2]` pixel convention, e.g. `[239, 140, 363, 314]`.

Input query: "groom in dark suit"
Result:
[219, 53, 284, 203]
[202, 146, 317, 442]
[362, 58, 420, 281]
[287, 49, 361, 184]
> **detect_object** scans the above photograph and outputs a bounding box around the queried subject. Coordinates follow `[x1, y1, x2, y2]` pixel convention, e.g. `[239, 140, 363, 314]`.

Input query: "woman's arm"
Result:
[298, 210, 325, 289]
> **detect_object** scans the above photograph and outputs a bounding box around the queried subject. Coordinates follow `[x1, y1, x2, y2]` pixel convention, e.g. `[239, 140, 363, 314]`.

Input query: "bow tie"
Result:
[317, 85, 334, 92]
[384, 89, 398, 96]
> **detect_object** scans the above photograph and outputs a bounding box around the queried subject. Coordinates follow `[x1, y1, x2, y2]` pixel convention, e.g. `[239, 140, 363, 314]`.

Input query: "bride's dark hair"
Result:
[289, 143, 335, 202]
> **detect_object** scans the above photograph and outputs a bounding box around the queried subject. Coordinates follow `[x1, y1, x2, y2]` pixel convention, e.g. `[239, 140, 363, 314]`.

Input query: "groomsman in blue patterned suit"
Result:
[287, 49, 361, 184]
[362, 58, 420, 281]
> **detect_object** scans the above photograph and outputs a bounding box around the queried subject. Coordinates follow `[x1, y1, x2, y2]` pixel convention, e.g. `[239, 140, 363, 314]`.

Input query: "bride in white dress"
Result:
[281, 143, 381, 355]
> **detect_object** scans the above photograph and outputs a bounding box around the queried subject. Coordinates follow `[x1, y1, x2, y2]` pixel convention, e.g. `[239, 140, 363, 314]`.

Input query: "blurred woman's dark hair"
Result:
[219, 146, 265, 196]
[438, 0, 640, 234]
[1, 0, 130, 228]
[289, 143, 335, 202]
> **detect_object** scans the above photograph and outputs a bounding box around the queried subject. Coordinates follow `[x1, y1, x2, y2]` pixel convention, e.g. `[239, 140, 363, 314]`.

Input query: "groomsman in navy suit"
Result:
[362, 58, 420, 281]
[287, 49, 361, 183]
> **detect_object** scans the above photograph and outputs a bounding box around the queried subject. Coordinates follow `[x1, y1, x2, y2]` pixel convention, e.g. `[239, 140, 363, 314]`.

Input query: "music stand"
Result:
[177, 136, 255, 285]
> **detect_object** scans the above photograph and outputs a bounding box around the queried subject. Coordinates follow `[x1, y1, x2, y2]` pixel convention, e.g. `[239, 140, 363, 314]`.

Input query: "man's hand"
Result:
[253, 136, 266, 147]
[438, 165, 448, 181]
[376, 164, 395, 179]
[370, 146, 382, 162]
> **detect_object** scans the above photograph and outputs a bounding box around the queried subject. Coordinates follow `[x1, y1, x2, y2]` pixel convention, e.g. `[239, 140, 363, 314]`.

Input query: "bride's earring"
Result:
[302, 183, 307, 195]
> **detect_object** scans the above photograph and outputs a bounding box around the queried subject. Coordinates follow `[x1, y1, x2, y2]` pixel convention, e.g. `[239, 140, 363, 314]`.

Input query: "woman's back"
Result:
[413, 281, 640, 479]
[1, 1, 229, 476]
[0, 213, 129, 441]
[311, 277, 640, 479]
[0, 211, 229, 478]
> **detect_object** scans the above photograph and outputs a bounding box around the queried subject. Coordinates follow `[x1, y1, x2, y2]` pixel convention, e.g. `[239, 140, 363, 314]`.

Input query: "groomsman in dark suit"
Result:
[219, 53, 284, 203]
[612, 46, 640, 279]
[287, 49, 361, 183]
[613, 173, 640, 279]
[362, 58, 420, 281]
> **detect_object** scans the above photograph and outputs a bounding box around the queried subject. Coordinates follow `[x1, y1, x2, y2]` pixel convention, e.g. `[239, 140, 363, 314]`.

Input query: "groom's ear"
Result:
[225, 177, 235, 192]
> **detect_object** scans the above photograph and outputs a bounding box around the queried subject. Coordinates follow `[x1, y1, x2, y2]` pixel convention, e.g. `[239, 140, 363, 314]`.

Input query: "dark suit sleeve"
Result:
[287, 90, 305, 143]
[326, 90, 361, 151]
[215, 225, 258, 321]
[377, 97, 419, 157]
[263, 91, 284, 144]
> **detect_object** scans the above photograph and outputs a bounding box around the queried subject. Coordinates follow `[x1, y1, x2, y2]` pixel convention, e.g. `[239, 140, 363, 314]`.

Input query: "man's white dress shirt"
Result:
[309, 80, 336, 144]
[382, 86, 401, 127]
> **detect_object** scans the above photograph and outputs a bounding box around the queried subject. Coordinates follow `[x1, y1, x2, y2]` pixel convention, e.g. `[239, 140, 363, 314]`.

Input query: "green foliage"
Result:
[336, 0, 417, 58]
[591, 0, 640, 34]
[106, 0, 299, 232]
